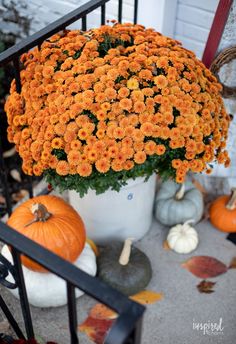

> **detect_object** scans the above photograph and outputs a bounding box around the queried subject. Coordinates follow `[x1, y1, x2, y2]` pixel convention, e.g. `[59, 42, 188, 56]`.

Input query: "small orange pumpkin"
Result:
[7, 195, 86, 272]
[209, 188, 236, 233]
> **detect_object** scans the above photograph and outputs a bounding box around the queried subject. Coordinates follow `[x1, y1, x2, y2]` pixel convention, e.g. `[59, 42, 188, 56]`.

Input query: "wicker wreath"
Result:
[210, 46, 236, 98]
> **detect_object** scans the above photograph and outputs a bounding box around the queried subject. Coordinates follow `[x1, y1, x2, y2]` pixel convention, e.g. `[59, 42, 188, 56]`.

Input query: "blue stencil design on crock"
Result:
[127, 193, 133, 200]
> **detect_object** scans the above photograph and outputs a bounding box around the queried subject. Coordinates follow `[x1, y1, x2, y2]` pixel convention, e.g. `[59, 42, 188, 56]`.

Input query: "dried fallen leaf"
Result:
[12, 189, 28, 202]
[203, 201, 211, 220]
[79, 316, 114, 344]
[86, 238, 99, 257]
[0, 195, 6, 204]
[163, 240, 170, 250]
[3, 146, 16, 158]
[197, 280, 216, 294]
[90, 303, 117, 320]
[130, 290, 163, 305]
[10, 169, 22, 182]
[192, 178, 207, 195]
[0, 319, 10, 332]
[182, 256, 228, 278]
[228, 257, 236, 269]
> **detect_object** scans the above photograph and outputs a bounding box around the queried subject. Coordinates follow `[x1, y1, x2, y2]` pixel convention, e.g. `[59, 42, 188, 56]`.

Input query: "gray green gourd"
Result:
[98, 238, 152, 296]
[155, 180, 204, 225]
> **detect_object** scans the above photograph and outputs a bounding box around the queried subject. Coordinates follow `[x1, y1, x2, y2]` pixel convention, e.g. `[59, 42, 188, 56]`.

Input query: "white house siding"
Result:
[173, 0, 219, 58]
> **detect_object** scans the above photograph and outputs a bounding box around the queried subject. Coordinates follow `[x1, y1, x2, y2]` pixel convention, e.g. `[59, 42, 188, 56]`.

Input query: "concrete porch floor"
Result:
[0, 217, 236, 344]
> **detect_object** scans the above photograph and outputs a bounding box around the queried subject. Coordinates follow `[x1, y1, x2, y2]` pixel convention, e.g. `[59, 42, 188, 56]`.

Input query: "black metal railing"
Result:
[0, 0, 144, 343]
[0, 221, 145, 343]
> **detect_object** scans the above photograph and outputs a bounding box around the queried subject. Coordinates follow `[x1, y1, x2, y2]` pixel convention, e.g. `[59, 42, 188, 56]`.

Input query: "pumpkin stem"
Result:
[25, 203, 52, 227]
[226, 188, 236, 210]
[175, 183, 185, 200]
[183, 219, 195, 226]
[119, 238, 134, 266]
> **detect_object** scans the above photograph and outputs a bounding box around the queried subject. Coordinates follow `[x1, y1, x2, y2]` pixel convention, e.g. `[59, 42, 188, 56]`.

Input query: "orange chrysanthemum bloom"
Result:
[78, 128, 89, 140]
[134, 101, 146, 114]
[68, 150, 81, 166]
[172, 159, 182, 169]
[111, 160, 123, 172]
[145, 141, 156, 155]
[77, 162, 92, 177]
[124, 160, 134, 170]
[134, 151, 146, 164]
[154, 75, 168, 88]
[140, 122, 153, 136]
[156, 145, 166, 155]
[119, 98, 132, 111]
[70, 139, 82, 150]
[95, 158, 110, 173]
[88, 149, 99, 162]
[127, 78, 139, 90]
[56, 160, 70, 176]
[51, 137, 64, 149]
[118, 87, 130, 99]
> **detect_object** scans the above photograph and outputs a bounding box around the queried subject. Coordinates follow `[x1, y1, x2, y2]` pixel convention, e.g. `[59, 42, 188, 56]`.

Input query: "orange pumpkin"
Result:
[209, 188, 236, 233]
[7, 195, 86, 272]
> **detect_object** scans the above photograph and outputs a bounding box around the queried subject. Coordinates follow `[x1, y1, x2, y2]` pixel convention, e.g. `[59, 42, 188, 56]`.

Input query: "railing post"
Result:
[13, 57, 21, 94]
[67, 283, 79, 344]
[118, 0, 123, 23]
[101, 4, 106, 25]
[0, 137, 12, 216]
[11, 249, 34, 339]
[0, 295, 26, 339]
[134, 0, 138, 24]
[82, 16, 87, 31]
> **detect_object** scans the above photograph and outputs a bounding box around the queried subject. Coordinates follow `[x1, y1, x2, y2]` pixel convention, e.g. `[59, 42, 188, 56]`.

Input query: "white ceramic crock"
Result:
[68, 174, 156, 243]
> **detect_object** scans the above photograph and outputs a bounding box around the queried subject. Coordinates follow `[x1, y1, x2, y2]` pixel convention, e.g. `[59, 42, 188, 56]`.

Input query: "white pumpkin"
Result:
[155, 180, 204, 226]
[167, 220, 199, 254]
[1, 243, 97, 308]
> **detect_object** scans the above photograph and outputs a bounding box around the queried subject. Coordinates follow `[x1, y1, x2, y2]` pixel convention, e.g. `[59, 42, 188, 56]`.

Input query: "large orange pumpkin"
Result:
[7, 195, 86, 272]
[209, 188, 236, 233]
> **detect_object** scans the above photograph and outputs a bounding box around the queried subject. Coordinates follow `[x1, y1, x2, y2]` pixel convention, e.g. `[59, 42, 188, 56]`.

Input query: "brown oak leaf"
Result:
[163, 240, 170, 250]
[130, 290, 163, 305]
[79, 316, 114, 344]
[228, 257, 236, 269]
[182, 256, 228, 278]
[0, 195, 6, 204]
[197, 280, 216, 293]
[89, 303, 117, 320]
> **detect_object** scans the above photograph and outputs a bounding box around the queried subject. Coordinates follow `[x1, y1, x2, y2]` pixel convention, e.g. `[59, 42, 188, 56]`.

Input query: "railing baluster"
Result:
[82, 16, 87, 31]
[101, 4, 106, 25]
[130, 317, 142, 344]
[13, 57, 21, 94]
[0, 137, 12, 216]
[0, 294, 26, 339]
[27, 176, 33, 198]
[67, 283, 79, 344]
[134, 0, 138, 24]
[118, 0, 123, 23]
[11, 248, 34, 340]
[12, 57, 33, 199]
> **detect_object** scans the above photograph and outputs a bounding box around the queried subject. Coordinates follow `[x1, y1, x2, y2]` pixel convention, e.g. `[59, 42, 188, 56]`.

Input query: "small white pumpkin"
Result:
[1, 242, 97, 308]
[167, 220, 199, 254]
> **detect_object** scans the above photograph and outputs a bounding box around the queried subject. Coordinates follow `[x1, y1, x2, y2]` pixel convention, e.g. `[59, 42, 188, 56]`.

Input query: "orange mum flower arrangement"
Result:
[4, 23, 231, 196]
